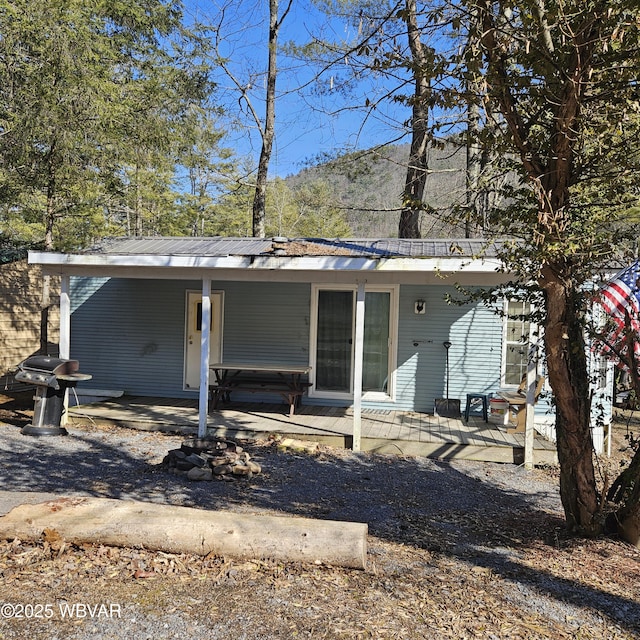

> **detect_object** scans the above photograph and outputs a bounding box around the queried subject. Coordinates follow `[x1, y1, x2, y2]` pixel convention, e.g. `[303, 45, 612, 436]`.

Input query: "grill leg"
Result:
[21, 385, 68, 436]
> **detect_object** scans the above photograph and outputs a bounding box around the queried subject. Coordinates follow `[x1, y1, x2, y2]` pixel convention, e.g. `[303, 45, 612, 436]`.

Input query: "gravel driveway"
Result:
[0, 415, 638, 639]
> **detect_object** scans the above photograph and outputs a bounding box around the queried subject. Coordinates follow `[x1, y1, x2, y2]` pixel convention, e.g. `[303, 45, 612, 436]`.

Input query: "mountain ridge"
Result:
[285, 143, 469, 237]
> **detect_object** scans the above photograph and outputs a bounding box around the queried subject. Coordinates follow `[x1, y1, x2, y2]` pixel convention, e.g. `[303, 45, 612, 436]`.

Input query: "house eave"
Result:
[29, 251, 504, 275]
[252, 256, 502, 272]
[28, 251, 250, 270]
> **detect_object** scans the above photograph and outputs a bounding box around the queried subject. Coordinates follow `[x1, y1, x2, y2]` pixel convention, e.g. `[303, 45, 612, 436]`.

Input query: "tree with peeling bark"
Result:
[460, 0, 640, 537]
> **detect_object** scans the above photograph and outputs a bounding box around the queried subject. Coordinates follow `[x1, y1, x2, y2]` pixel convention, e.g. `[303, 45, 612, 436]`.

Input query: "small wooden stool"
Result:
[464, 393, 488, 422]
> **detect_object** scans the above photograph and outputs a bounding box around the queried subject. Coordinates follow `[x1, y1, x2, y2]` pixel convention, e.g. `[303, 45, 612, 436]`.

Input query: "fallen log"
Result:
[0, 497, 368, 569]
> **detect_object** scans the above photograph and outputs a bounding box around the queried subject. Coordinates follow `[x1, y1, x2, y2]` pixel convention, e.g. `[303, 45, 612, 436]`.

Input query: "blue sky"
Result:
[185, 0, 410, 177]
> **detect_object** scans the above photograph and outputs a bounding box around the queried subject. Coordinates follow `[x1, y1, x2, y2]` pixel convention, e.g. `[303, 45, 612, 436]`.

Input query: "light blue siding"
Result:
[71, 278, 192, 397]
[216, 281, 312, 404]
[393, 285, 503, 412]
[221, 281, 310, 364]
[69, 277, 534, 416]
[70, 278, 311, 398]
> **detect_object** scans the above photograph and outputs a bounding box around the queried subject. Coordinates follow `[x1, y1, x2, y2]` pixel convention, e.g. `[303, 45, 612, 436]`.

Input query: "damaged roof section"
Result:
[89, 236, 503, 259]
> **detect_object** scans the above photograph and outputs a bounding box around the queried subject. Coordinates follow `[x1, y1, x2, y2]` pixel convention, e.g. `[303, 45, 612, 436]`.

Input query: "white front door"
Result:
[184, 291, 223, 390]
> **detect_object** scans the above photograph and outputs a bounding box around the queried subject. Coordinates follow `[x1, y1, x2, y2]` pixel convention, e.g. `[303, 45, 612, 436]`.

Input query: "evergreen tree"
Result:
[0, 0, 228, 249]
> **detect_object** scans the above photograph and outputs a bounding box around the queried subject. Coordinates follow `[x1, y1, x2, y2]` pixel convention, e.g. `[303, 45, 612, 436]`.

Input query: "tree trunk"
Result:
[42, 165, 55, 354]
[608, 440, 640, 546]
[398, 0, 431, 239]
[478, 1, 603, 534]
[613, 443, 640, 546]
[464, 4, 483, 238]
[617, 501, 640, 548]
[0, 497, 369, 569]
[540, 265, 600, 534]
[252, 0, 280, 238]
[45, 163, 56, 251]
[465, 95, 481, 238]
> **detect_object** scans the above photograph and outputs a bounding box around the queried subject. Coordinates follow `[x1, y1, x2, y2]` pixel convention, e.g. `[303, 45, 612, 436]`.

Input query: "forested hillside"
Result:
[285, 143, 469, 238]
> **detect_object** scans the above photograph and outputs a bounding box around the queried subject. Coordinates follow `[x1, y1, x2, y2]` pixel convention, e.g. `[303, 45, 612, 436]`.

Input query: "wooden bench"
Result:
[211, 378, 310, 417]
[209, 363, 312, 418]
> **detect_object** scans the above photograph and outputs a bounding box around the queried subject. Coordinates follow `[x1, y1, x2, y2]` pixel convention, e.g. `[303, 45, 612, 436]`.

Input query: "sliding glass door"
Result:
[312, 286, 395, 399]
[316, 290, 353, 391]
[362, 291, 390, 393]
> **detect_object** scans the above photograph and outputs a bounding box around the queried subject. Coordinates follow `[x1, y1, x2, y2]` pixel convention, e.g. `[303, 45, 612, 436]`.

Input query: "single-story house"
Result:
[27, 236, 612, 455]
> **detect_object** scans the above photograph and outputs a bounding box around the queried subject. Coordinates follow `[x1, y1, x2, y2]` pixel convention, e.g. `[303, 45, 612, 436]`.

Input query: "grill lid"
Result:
[18, 356, 80, 376]
[15, 356, 85, 389]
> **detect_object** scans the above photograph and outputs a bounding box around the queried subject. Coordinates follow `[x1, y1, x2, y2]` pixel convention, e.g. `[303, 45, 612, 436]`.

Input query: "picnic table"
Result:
[209, 362, 312, 417]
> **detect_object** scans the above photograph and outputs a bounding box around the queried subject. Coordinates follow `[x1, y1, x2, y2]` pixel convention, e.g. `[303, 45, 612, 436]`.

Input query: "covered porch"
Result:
[67, 397, 558, 466]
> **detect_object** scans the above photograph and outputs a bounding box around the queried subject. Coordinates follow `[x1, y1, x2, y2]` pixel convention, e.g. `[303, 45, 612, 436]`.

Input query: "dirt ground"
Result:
[0, 392, 638, 639]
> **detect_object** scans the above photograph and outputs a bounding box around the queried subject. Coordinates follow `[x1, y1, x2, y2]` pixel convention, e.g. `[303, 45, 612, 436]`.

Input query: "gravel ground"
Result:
[0, 398, 638, 639]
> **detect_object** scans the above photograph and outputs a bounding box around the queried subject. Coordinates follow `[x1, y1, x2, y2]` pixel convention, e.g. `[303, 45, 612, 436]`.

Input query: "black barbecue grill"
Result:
[15, 356, 92, 436]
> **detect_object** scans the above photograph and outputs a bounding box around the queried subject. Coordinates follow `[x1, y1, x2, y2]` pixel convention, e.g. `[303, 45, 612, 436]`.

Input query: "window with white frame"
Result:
[503, 300, 531, 386]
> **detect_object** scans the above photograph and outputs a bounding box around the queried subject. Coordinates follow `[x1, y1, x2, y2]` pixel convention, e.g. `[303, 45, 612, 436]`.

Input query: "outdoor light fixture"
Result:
[414, 299, 426, 315]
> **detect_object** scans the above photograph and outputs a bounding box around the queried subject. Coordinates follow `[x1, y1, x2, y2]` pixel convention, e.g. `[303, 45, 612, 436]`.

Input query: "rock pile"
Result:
[162, 438, 261, 481]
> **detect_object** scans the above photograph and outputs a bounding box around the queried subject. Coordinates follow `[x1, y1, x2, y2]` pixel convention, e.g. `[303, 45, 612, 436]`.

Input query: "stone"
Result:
[185, 453, 207, 468]
[247, 461, 261, 474]
[187, 467, 213, 481]
[277, 438, 319, 454]
[163, 438, 260, 480]
[210, 453, 238, 467]
[212, 464, 234, 476]
[232, 465, 253, 476]
[181, 438, 217, 452]
[218, 440, 242, 453]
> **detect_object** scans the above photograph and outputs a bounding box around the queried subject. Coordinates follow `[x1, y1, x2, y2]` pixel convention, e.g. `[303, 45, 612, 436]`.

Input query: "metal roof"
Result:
[90, 236, 272, 257]
[89, 236, 502, 259]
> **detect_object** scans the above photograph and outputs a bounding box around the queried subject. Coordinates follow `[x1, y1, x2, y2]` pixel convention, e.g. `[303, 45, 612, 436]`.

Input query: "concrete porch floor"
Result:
[67, 396, 558, 466]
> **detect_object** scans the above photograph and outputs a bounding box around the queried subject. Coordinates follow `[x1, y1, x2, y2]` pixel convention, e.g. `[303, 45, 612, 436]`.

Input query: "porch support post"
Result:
[59, 275, 71, 359]
[60, 275, 71, 425]
[198, 278, 212, 438]
[352, 281, 365, 452]
[524, 321, 539, 469]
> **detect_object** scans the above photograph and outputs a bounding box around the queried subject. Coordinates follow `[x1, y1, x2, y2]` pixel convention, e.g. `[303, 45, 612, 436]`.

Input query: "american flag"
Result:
[599, 261, 640, 356]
